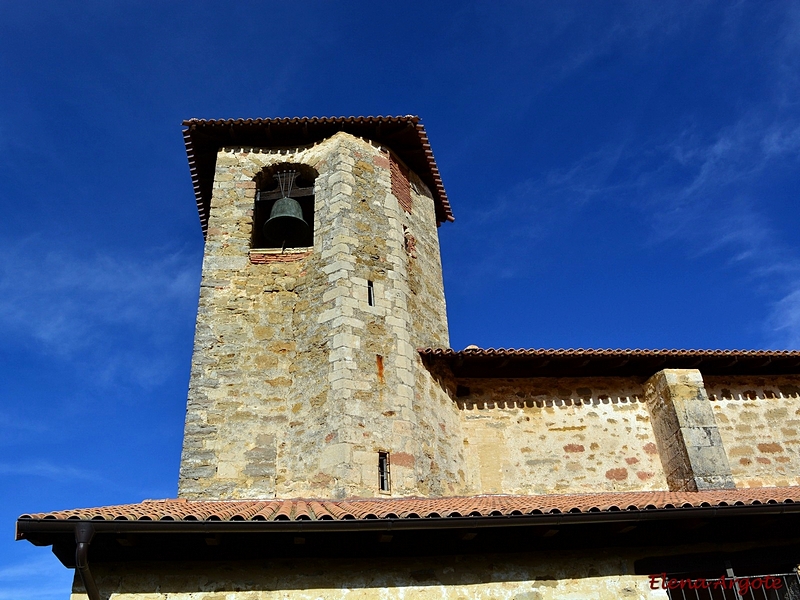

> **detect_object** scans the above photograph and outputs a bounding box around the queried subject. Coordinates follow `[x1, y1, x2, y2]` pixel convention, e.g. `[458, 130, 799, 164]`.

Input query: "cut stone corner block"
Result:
[644, 368, 735, 491]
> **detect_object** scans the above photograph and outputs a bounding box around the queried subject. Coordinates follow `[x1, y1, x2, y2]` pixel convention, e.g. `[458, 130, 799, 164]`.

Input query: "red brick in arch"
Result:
[389, 154, 413, 214]
[249, 251, 310, 264]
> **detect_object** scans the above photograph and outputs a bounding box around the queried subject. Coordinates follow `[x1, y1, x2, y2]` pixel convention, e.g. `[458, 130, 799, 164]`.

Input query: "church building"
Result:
[17, 116, 800, 599]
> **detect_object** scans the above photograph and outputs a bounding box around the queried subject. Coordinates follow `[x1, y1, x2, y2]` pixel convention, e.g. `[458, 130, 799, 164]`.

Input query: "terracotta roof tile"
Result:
[419, 347, 800, 377]
[422, 348, 800, 358]
[19, 488, 800, 524]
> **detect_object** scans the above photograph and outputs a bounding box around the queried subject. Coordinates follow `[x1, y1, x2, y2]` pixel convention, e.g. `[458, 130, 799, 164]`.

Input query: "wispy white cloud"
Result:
[0, 556, 69, 580]
[0, 238, 200, 389]
[0, 412, 48, 435]
[468, 74, 800, 345]
[0, 460, 104, 483]
[547, 2, 703, 82]
[0, 584, 70, 600]
[768, 290, 800, 348]
[0, 412, 51, 447]
[644, 112, 800, 347]
[773, 1, 800, 99]
[0, 239, 196, 352]
[0, 556, 73, 600]
[762, 123, 800, 157]
[439, 0, 713, 138]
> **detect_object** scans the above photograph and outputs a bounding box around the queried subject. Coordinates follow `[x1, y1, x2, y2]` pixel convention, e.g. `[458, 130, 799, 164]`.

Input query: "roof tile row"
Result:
[419, 347, 800, 377]
[20, 487, 800, 523]
[421, 347, 800, 357]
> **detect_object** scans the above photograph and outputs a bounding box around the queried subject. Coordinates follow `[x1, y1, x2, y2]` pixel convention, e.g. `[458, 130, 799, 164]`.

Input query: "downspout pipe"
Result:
[74, 522, 101, 600]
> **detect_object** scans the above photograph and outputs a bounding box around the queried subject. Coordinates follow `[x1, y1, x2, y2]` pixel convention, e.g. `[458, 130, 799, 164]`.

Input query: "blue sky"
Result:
[1, 0, 799, 596]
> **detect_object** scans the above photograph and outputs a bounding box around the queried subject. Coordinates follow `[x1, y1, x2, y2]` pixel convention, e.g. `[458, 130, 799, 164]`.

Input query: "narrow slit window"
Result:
[367, 280, 375, 306]
[378, 451, 391, 492]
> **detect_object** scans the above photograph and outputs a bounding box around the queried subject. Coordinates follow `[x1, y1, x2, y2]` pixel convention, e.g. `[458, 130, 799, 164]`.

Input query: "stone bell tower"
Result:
[178, 116, 467, 500]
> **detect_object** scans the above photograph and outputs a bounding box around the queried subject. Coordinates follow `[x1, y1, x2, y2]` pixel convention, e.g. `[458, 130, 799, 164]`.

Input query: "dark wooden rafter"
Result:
[256, 187, 315, 201]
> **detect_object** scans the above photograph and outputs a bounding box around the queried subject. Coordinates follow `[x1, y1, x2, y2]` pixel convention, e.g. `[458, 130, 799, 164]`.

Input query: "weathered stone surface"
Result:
[456, 377, 668, 494]
[644, 369, 735, 491]
[705, 375, 800, 488]
[178, 133, 463, 500]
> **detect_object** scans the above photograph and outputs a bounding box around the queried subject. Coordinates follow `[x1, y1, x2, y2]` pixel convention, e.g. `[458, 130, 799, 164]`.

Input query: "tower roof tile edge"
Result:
[182, 115, 454, 237]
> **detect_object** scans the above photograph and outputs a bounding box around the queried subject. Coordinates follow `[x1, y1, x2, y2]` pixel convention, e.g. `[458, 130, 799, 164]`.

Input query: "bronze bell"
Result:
[263, 196, 310, 247]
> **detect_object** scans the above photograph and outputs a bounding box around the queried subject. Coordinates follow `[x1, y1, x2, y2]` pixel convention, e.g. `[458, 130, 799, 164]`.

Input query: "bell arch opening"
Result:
[252, 162, 318, 250]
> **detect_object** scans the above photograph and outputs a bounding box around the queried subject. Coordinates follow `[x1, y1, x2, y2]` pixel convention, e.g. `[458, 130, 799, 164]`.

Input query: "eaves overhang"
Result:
[183, 115, 454, 237]
[420, 347, 800, 378]
[18, 501, 800, 569]
[17, 499, 800, 538]
[18, 488, 800, 568]
[19, 488, 800, 531]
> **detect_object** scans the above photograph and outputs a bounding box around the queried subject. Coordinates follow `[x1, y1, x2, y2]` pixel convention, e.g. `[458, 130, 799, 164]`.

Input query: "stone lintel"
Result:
[644, 369, 735, 491]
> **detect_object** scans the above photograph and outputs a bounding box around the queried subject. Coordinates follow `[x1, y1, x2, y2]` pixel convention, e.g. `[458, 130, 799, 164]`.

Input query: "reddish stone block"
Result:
[605, 468, 628, 481]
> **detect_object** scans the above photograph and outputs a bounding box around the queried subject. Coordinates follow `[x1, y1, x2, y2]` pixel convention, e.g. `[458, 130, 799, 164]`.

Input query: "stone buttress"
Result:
[178, 131, 467, 500]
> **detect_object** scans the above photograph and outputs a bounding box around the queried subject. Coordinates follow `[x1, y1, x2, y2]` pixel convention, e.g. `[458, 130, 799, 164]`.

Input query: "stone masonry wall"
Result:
[705, 375, 800, 488]
[456, 377, 668, 494]
[402, 167, 449, 349]
[413, 356, 468, 496]
[644, 369, 734, 492]
[394, 156, 464, 496]
[71, 552, 669, 599]
[179, 132, 464, 500]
